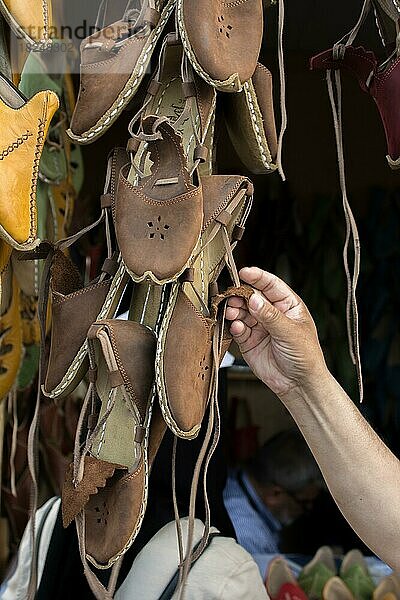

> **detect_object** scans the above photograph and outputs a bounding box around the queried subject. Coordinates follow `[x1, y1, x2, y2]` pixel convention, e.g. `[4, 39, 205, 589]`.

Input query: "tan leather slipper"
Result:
[177, 0, 263, 92]
[68, 0, 176, 145]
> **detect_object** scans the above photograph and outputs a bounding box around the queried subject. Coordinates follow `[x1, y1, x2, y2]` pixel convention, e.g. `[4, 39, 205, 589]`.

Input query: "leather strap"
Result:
[144, 7, 160, 28]
[245, 182, 254, 196]
[147, 79, 162, 97]
[180, 268, 195, 283]
[232, 225, 245, 241]
[87, 414, 99, 431]
[215, 210, 231, 227]
[108, 370, 124, 389]
[127, 137, 141, 154]
[194, 145, 208, 163]
[101, 256, 118, 277]
[100, 193, 112, 209]
[209, 281, 219, 298]
[182, 81, 196, 98]
[134, 426, 146, 443]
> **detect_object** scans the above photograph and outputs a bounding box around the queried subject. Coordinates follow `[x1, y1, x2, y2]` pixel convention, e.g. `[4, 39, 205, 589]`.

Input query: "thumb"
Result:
[248, 293, 289, 335]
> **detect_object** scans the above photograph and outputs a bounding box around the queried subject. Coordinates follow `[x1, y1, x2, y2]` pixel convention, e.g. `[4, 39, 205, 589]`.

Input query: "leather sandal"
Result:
[62, 318, 167, 569]
[42, 149, 130, 400]
[68, 0, 176, 145]
[0, 73, 58, 251]
[114, 115, 203, 285]
[177, 0, 263, 92]
[156, 174, 254, 439]
[0, 0, 53, 49]
[223, 62, 278, 174]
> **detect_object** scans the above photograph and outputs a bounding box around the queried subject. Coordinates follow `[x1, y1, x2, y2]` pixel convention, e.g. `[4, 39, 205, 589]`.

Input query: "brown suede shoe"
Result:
[223, 62, 278, 174]
[156, 174, 254, 438]
[177, 0, 263, 91]
[114, 115, 203, 285]
[68, 0, 176, 145]
[42, 149, 130, 400]
[62, 318, 163, 568]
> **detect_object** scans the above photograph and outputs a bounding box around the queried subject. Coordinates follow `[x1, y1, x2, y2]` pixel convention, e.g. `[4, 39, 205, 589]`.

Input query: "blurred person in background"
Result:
[224, 429, 323, 555]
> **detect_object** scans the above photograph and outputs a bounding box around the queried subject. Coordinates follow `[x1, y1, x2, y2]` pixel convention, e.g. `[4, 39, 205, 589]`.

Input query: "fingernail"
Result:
[249, 294, 264, 312]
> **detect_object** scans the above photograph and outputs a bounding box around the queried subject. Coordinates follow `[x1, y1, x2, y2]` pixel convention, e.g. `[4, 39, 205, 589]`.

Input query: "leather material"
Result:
[163, 289, 214, 437]
[224, 63, 278, 174]
[84, 404, 167, 567]
[311, 45, 400, 165]
[0, 90, 59, 249]
[43, 254, 111, 394]
[0, 275, 22, 401]
[114, 117, 203, 284]
[62, 456, 123, 529]
[211, 284, 253, 320]
[69, 0, 175, 142]
[138, 39, 216, 174]
[85, 458, 144, 567]
[179, 0, 263, 91]
[70, 22, 148, 136]
[157, 173, 254, 438]
[1, 0, 53, 43]
[0, 241, 11, 275]
[88, 319, 157, 421]
[201, 174, 252, 229]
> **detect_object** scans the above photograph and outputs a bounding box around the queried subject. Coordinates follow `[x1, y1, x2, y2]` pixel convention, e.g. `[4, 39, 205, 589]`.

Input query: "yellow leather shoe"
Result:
[0, 270, 22, 401]
[0, 0, 53, 48]
[0, 73, 58, 251]
[0, 241, 11, 276]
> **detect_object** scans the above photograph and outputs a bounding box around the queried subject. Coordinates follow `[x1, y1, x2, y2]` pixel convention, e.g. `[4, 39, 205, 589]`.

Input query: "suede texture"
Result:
[85, 457, 145, 566]
[0, 90, 58, 247]
[163, 289, 214, 434]
[114, 118, 203, 283]
[89, 319, 157, 421]
[62, 456, 123, 528]
[44, 279, 111, 393]
[70, 22, 148, 135]
[182, 0, 263, 89]
[223, 62, 277, 173]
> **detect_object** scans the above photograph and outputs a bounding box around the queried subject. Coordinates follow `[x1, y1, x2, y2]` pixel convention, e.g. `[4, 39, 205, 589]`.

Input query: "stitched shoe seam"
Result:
[0, 130, 33, 160]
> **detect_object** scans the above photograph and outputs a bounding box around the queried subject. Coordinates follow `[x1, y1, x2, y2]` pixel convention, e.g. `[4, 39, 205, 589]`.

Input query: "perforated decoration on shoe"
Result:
[147, 216, 170, 240]
[198, 355, 210, 381]
[94, 500, 110, 526]
[217, 15, 233, 38]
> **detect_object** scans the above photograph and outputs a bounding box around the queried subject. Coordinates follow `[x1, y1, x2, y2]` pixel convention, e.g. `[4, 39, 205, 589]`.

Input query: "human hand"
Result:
[226, 267, 329, 397]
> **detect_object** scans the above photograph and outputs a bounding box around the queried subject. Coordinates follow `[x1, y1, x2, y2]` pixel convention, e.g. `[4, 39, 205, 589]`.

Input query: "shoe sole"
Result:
[67, 0, 176, 145]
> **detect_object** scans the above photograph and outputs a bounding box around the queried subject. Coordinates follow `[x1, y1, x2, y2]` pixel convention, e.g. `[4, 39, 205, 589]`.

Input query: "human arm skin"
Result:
[226, 267, 400, 570]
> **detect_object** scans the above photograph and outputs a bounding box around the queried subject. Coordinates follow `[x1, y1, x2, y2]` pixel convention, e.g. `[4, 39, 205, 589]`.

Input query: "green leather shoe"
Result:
[340, 550, 375, 600]
[298, 546, 336, 600]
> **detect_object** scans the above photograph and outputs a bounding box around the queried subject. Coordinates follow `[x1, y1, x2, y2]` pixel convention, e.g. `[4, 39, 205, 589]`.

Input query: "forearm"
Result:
[280, 371, 400, 570]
